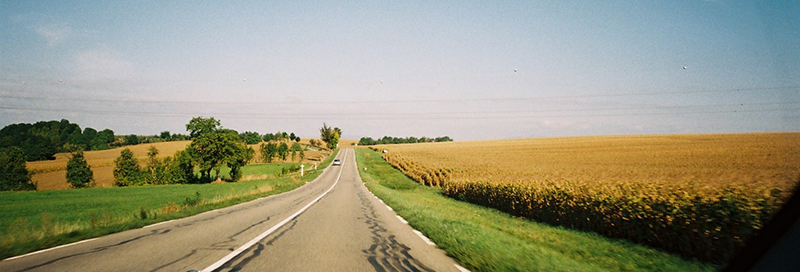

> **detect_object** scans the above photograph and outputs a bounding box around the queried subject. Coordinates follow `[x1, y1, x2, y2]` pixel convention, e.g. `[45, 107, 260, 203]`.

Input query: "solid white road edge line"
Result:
[3, 238, 99, 261]
[455, 264, 472, 272]
[412, 230, 436, 246]
[200, 149, 348, 272]
[144, 219, 177, 229]
[396, 215, 408, 224]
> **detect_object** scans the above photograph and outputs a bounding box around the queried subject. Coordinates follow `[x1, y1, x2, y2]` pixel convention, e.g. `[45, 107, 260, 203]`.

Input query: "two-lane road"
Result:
[1, 149, 463, 272]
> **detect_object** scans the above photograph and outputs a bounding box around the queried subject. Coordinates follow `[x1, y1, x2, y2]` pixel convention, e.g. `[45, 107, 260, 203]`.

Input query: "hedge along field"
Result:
[26, 141, 190, 190]
[25, 139, 341, 190]
[375, 133, 800, 264]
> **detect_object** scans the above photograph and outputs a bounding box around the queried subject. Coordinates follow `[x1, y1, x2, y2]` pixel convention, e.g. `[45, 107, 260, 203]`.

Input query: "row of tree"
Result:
[259, 142, 305, 163]
[0, 119, 115, 161]
[0, 146, 97, 191]
[0, 117, 341, 191]
[113, 146, 196, 186]
[0, 119, 198, 162]
[358, 135, 453, 145]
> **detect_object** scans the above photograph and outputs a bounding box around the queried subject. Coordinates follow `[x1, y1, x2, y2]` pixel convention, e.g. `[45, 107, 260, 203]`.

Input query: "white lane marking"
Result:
[4, 238, 99, 261]
[386, 205, 393, 211]
[201, 149, 349, 272]
[412, 229, 436, 246]
[396, 215, 408, 224]
[455, 264, 471, 272]
[144, 219, 177, 229]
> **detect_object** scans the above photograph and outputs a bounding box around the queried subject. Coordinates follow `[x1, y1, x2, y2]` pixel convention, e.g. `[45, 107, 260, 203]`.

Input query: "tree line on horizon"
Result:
[0, 119, 307, 163]
[0, 117, 341, 191]
[0, 119, 116, 161]
[358, 135, 453, 146]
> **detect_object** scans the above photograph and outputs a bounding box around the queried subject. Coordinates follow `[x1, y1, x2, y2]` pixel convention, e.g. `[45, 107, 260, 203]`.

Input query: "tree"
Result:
[125, 134, 139, 145]
[435, 136, 453, 142]
[290, 143, 301, 161]
[277, 142, 289, 161]
[96, 129, 115, 148]
[289, 132, 296, 141]
[66, 150, 93, 188]
[0, 147, 35, 191]
[227, 144, 254, 181]
[319, 123, 340, 150]
[186, 116, 221, 139]
[298, 148, 305, 162]
[260, 142, 278, 163]
[170, 149, 196, 184]
[113, 148, 141, 186]
[144, 146, 167, 184]
[186, 117, 246, 182]
[160, 131, 172, 141]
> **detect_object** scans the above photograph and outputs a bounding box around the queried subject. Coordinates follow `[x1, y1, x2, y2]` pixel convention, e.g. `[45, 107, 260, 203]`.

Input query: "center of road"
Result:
[200, 150, 348, 272]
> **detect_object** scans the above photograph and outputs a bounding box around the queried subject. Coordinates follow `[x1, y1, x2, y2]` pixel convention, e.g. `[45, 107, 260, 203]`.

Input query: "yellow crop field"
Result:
[375, 133, 800, 263]
[27, 141, 191, 190]
[27, 139, 346, 190]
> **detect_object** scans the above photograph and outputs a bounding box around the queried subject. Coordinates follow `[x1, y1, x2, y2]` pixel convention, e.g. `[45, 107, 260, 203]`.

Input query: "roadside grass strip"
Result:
[355, 148, 716, 272]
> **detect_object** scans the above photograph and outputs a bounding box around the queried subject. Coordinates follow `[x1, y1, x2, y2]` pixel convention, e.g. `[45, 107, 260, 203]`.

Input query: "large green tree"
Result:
[66, 150, 93, 188]
[0, 147, 36, 191]
[186, 117, 248, 182]
[186, 116, 221, 139]
[319, 123, 341, 150]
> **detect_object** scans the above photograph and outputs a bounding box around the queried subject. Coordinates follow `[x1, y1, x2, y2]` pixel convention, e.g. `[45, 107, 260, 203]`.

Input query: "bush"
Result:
[0, 147, 36, 191]
[66, 150, 93, 188]
[113, 148, 141, 186]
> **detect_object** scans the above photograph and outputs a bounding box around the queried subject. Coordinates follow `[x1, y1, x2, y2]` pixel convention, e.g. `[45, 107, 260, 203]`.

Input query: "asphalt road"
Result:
[1, 149, 463, 272]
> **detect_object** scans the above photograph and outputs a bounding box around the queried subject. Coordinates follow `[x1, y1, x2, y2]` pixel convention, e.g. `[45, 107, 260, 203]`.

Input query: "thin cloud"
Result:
[35, 23, 72, 46]
[74, 49, 135, 80]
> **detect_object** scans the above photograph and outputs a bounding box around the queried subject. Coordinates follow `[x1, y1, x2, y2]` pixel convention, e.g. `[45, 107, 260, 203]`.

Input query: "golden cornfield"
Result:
[374, 133, 800, 263]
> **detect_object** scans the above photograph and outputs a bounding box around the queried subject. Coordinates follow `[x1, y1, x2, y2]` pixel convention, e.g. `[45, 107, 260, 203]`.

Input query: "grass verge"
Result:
[355, 148, 715, 272]
[0, 149, 339, 260]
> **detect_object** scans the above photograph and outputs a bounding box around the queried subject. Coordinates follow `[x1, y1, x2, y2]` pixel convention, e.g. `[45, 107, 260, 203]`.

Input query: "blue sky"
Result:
[1, 1, 798, 140]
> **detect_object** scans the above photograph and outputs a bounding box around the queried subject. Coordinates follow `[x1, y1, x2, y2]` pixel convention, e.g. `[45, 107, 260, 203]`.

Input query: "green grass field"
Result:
[200, 163, 307, 180]
[0, 150, 338, 260]
[355, 148, 715, 272]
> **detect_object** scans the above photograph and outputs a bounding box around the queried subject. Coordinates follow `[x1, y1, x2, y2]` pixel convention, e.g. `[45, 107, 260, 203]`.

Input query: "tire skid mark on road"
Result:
[357, 189, 434, 272]
[211, 216, 272, 249]
[214, 220, 298, 272]
[15, 229, 172, 272]
[149, 216, 278, 272]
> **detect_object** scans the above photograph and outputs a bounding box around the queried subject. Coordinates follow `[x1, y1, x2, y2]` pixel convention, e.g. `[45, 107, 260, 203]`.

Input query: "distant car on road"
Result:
[332, 159, 341, 166]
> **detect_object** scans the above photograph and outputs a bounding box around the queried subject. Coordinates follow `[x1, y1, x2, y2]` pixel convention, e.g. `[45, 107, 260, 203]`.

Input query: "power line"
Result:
[1, 105, 797, 120]
[1, 86, 797, 105]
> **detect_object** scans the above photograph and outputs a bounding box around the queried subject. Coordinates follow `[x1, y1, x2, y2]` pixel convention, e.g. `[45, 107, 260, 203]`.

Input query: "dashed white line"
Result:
[412, 230, 436, 246]
[386, 205, 393, 211]
[4, 238, 99, 261]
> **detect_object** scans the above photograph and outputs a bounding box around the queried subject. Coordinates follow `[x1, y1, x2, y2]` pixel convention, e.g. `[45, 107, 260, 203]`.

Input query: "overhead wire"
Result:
[0, 86, 797, 105]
